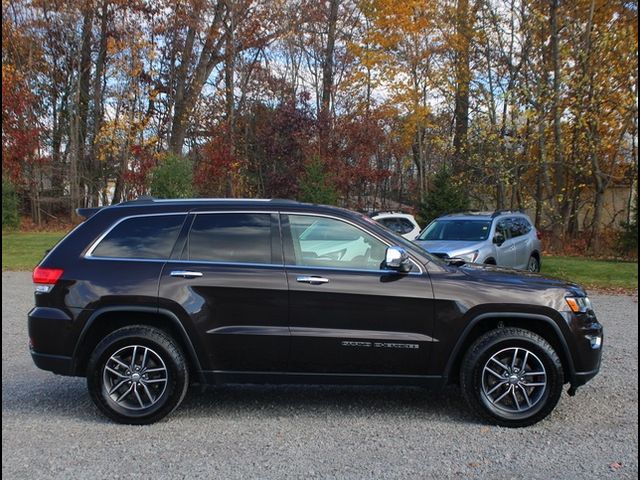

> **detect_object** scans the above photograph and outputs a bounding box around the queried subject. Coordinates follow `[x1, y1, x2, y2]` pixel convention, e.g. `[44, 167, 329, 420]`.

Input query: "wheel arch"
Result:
[444, 312, 575, 385]
[72, 306, 205, 383]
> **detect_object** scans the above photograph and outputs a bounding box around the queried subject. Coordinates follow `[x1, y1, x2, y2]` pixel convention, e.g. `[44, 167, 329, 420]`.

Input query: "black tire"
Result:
[460, 328, 563, 428]
[87, 325, 189, 425]
[527, 255, 541, 272]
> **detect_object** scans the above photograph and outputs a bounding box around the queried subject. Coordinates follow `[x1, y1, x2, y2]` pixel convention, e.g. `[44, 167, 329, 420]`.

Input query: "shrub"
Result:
[617, 192, 638, 257]
[418, 167, 469, 224]
[149, 153, 195, 199]
[2, 179, 20, 229]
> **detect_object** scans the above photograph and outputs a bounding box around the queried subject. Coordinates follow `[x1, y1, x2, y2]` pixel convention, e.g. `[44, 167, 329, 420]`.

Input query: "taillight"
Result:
[536, 230, 542, 240]
[32, 267, 64, 285]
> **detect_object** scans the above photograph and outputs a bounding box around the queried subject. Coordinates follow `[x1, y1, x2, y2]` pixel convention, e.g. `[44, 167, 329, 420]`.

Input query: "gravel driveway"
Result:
[2, 271, 638, 479]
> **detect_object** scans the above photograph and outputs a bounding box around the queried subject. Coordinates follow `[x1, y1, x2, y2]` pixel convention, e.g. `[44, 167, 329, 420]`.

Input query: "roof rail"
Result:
[444, 210, 492, 216]
[118, 196, 156, 205]
[491, 209, 526, 218]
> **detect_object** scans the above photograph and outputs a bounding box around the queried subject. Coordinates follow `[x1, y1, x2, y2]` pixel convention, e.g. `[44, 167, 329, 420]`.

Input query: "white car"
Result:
[371, 212, 421, 240]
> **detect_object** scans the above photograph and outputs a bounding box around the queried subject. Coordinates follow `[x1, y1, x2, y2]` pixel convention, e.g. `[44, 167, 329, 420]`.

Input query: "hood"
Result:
[458, 262, 587, 296]
[414, 240, 485, 256]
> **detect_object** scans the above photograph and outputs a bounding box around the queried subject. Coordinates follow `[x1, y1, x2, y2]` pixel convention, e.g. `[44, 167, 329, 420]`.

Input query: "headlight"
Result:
[456, 250, 479, 263]
[565, 296, 592, 313]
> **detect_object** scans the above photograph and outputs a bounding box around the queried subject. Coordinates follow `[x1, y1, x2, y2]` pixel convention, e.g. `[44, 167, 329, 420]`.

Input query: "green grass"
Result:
[542, 256, 638, 291]
[2, 231, 67, 271]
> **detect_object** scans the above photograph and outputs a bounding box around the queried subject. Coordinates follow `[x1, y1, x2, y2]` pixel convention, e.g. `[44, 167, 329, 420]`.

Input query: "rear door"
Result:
[508, 217, 531, 269]
[282, 213, 435, 376]
[494, 218, 516, 267]
[158, 211, 290, 372]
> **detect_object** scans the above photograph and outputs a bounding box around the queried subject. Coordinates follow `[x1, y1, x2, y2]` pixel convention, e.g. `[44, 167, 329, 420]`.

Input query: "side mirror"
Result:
[493, 232, 505, 246]
[385, 246, 412, 273]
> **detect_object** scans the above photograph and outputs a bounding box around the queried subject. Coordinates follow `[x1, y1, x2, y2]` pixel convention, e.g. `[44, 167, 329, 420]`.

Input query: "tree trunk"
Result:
[453, 0, 471, 173]
[77, 3, 94, 208]
[319, 0, 339, 156]
[548, 0, 564, 250]
[169, 1, 225, 153]
[224, 1, 236, 197]
[88, 0, 109, 207]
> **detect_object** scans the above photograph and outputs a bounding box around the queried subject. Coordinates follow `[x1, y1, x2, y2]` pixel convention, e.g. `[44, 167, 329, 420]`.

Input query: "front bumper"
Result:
[567, 310, 603, 390]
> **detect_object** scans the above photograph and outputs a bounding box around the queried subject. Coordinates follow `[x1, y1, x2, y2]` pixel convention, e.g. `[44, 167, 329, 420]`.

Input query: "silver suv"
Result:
[414, 211, 542, 271]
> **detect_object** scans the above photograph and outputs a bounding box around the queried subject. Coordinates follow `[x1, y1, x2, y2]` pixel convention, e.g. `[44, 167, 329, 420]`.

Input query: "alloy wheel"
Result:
[481, 347, 547, 414]
[102, 345, 168, 411]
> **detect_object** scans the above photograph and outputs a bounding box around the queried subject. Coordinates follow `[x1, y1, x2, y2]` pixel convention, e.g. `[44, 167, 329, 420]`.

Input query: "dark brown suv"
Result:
[28, 198, 603, 426]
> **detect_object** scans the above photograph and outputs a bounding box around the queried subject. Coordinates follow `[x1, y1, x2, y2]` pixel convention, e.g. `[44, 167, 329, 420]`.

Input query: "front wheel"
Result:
[460, 328, 563, 427]
[87, 325, 189, 424]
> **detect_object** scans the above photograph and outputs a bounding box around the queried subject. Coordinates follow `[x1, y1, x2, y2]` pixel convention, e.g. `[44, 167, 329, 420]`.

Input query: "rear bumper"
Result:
[30, 351, 74, 376]
[28, 306, 76, 376]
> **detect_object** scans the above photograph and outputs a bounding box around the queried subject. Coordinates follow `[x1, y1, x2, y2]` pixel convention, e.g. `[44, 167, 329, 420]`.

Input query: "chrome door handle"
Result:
[296, 276, 329, 285]
[170, 270, 203, 278]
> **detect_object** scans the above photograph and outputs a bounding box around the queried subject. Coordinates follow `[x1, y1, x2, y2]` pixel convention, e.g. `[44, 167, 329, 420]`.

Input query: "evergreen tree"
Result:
[298, 157, 338, 205]
[2, 179, 20, 229]
[418, 167, 469, 224]
[150, 153, 195, 199]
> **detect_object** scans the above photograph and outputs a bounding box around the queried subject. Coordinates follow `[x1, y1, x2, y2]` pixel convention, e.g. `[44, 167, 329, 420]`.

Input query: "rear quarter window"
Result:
[89, 214, 186, 259]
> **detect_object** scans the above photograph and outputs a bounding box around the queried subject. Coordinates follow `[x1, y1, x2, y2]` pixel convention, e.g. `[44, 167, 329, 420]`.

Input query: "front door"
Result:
[282, 213, 435, 376]
[158, 212, 289, 372]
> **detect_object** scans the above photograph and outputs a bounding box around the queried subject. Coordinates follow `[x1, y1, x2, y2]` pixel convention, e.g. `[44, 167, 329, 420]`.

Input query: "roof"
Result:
[440, 209, 530, 220]
[77, 197, 361, 220]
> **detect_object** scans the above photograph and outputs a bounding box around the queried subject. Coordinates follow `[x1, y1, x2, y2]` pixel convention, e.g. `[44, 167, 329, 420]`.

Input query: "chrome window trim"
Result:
[284, 264, 422, 276]
[83, 256, 168, 263]
[84, 212, 189, 259]
[169, 259, 284, 268]
[191, 210, 278, 215]
[282, 211, 425, 275]
[84, 209, 426, 274]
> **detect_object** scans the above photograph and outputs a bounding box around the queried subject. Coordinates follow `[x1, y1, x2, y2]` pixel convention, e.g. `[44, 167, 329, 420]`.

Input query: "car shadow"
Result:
[176, 384, 476, 424]
[2, 373, 478, 426]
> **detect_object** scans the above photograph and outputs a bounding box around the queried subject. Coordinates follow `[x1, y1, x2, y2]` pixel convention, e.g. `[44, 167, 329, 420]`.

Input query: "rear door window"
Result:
[188, 213, 272, 264]
[90, 214, 186, 259]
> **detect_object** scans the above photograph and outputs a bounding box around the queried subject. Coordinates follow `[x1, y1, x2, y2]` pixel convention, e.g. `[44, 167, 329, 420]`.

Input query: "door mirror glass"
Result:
[384, 246, 412, 273]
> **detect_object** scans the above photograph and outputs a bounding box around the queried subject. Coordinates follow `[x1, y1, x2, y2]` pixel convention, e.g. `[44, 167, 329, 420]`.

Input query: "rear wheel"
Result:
[527, 255, 540, 272]
[87, 325, 189, 424]
[460, 328, 563, 427]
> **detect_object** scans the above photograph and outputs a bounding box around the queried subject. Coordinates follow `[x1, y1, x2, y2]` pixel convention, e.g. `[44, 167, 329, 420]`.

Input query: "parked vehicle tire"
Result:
[460, 327, 563, 428]
[87, 325, 189, 425]
[527, 255, 541, 272]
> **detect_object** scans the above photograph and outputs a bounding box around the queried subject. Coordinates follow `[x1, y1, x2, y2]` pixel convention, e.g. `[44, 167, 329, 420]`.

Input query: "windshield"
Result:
[418, 219, 493, 241]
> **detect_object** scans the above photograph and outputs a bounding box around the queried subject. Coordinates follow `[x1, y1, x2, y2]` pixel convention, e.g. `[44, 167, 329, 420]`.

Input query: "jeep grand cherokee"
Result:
[28, 198, 603, 426]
